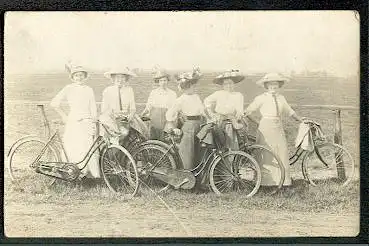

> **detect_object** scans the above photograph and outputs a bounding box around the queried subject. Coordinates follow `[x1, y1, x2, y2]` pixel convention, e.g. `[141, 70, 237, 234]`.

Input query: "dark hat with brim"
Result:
[213, 70, 245, 85]
[153, 70, 171, 82]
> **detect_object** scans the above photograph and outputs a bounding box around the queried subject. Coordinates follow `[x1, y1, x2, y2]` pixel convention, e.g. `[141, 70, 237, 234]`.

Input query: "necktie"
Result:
[118, 86, 122, 111]
[272, 94, 280, 117]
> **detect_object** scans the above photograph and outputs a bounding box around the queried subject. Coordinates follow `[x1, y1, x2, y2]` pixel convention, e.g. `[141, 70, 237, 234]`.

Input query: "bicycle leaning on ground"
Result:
[132, 119, 262, 198]
[6, 104, 140, 198]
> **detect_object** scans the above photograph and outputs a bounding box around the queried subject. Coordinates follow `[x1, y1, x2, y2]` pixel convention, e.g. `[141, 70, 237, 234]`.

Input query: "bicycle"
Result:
[132, 120, 262, 197]
[6, 104, 139, 198]
[239, 117, 355, 187]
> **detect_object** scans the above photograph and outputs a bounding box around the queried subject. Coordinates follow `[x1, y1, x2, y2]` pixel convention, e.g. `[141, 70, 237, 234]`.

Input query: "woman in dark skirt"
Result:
[165, 68, 205, 170]
[203, 69, 245, 150]
[141, 70, 177, 140]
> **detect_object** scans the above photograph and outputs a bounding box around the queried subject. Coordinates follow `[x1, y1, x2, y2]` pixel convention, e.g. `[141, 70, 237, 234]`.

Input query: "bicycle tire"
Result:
[242, 144, 285, 194]
[302, 142, 355, 187]
[100, 144, 139, 198]
[209, 150, 261, 198]
[132, 143, 177, 193]
[7, 137, 59, 190]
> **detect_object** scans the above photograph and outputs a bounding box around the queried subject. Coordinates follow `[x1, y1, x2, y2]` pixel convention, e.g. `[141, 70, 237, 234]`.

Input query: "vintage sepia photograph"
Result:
[4, 11, 360, 237]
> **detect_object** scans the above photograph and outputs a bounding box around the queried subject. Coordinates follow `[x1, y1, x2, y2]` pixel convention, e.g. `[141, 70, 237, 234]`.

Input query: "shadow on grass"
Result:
[5, 174, 359, 214]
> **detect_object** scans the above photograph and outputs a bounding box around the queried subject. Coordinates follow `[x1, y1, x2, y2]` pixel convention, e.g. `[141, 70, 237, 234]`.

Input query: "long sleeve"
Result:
[236, 93, 244, 116]
[281, 95, 295, 117]
[50, 85, 69, 108]
[100, 88, 110, 116]
[129, 88, 136, 113]
[245, 95, 263, 115]
[203, 91, 218, 109]
[165, 99, 181, 122]
[145, 90, 155, 111]
[89, 88, 97, 120]
[168, 90, 177, 109]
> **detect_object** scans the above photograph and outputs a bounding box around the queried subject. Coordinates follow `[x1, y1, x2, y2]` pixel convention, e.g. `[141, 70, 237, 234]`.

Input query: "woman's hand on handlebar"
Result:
[166, 128, 182, 136]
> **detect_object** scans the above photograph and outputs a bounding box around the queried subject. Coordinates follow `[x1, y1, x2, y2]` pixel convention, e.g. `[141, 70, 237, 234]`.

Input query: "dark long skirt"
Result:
[178, 119, 202, 170]
[149, 107, 167, 140]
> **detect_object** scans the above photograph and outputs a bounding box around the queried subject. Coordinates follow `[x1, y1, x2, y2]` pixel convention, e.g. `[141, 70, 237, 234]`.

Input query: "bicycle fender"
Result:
[7, 135, 40, 157]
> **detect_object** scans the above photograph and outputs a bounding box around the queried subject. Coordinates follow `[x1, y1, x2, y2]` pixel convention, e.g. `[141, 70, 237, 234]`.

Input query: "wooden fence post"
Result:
[334, 109, 346, 180]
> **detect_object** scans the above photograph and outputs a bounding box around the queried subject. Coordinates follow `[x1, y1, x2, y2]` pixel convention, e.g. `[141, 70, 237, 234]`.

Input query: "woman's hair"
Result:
[264, 81, 284, 89]
[178, 81, 192, 90]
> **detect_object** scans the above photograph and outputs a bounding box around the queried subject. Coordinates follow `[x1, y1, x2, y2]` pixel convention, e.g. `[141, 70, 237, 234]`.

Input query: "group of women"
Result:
[50, 65, 303, 188]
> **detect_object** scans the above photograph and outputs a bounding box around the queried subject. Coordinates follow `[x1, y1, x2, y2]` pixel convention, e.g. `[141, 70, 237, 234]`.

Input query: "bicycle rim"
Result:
[302, 142, 355, 187]
[209, 151, 261, 198]
[100, 144, 139, 198]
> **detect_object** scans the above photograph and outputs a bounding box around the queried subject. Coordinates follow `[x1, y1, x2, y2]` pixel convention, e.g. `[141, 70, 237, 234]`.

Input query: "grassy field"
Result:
[4, 72, 360, 237]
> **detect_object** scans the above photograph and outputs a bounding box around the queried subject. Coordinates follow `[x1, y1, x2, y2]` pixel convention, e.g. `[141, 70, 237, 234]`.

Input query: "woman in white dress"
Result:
[203, 70, 245, 150]
[165, 68, 205, 170]
[50, 65, 100, 178]
[100, 67, 149, 142]
[141, 70, 177, 140]
[244, 73, 303, 187]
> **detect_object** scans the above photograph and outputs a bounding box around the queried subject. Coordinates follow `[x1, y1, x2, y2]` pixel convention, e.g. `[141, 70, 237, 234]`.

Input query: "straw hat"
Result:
[104, 67, 137, 79]
[213, 70, 245, 85]
[256, 73, 290, 88]
[175, 67, 202, 86]
[153, 70, 170, 82]
[69, 65, 88, 79]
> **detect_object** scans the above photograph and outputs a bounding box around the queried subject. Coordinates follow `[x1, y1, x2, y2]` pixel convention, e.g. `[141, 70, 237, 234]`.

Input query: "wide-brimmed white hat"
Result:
[153, 70, 170, 81]
[256, 73, 290, 88]
[104, 67, 137, 79]
[69, 65, 88, 79]
[213, 70, 245, 85]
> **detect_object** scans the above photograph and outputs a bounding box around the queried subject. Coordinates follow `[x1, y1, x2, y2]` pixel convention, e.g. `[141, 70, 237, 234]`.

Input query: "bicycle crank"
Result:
[150, 167, 196, 190]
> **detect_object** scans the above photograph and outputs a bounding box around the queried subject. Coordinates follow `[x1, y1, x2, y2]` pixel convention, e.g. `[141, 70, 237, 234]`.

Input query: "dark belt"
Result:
[185, 115, 202, 120]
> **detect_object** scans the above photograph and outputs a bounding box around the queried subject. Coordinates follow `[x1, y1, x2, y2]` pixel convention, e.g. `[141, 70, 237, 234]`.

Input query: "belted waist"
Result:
[185, 115, 202, 120]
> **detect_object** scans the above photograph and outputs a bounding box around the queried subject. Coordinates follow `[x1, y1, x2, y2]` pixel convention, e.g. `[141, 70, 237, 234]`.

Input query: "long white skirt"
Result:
[257, 117, 291, 186]
[63, 118, 100, 178]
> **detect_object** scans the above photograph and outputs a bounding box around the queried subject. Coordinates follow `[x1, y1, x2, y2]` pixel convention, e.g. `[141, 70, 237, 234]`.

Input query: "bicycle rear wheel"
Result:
[7, 137, 58, 191]
[100, 144, 139, 198]
[242, 144, 285, 194]
[132, 143, 177, 193]
[302, 143, 355, 186]
[209, 151, 261, 198]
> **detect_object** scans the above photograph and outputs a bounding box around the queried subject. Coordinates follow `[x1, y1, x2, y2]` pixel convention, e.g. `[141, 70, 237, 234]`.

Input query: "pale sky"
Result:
[4, 11, 359, 76]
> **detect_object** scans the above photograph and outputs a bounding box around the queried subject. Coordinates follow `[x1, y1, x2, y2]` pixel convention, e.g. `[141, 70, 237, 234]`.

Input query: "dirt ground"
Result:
[4, 195, 359, 237]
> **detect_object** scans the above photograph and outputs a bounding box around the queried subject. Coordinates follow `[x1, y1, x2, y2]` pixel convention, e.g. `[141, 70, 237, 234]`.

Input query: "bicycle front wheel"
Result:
[242, 144, 285, 194]
[100, 144, 139, 198]
[7, 137, 58, 191]
[209, 151, 261, 198]
[302, 143, 355, 186]
[132, 143, 177, 193]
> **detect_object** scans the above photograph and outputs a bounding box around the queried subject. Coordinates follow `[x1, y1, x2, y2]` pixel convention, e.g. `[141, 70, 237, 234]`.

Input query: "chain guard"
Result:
[35, 161, 81, 181]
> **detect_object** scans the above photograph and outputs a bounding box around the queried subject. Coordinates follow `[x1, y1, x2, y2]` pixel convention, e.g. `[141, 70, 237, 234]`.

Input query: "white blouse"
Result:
[166, 94, 205, 122]
[204, 90, 244, 116]
[146, 87, 177, 109]
[245, 92, 295, 118]
[50, 83, 97, 121]
[101, 85, 136, 116]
